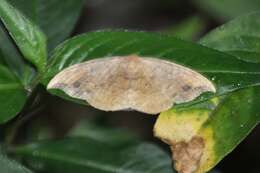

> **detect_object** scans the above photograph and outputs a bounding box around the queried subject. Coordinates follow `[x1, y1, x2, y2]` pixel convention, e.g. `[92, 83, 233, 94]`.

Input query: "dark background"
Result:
[23, 1, 260, 173]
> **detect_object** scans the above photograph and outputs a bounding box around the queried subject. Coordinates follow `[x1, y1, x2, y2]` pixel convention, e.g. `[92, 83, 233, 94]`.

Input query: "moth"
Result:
[47, 55, 216, 114]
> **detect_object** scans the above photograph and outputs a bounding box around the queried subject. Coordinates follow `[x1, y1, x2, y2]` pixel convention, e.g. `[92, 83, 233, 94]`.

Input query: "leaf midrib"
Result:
[22, 151, 149, 173]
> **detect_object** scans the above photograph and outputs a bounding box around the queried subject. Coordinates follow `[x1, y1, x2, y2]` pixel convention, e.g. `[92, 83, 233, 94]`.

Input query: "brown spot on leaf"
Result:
[171, 137, 205, 173]
[47, 55, 216, 114]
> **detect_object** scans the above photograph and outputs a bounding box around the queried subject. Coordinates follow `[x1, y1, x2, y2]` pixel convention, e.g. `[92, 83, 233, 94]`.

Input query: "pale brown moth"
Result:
[47, 55, 216, 114]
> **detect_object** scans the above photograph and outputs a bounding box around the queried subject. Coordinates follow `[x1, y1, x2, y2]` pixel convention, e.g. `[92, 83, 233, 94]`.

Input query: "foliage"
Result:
[0, 0, 258, 173]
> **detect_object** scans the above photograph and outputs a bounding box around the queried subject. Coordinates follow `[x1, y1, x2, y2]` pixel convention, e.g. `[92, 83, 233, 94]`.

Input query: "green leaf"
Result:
[0, 0, 47, 73]
[193, 0, 260, 20]
[0, 151, 33, 173]
[0, 63, 27, 123]
[68, 121, 137, 144]
[198, 11, 260, 167]
[8, 0, 84, 51]
[200, 12, 260, 63]
[0, 25, 35, 86]
[154, 12, 260, 173]
[13, 124, 175, 173]
[207, 86, 260, 162]
[43, 31, 260, 105]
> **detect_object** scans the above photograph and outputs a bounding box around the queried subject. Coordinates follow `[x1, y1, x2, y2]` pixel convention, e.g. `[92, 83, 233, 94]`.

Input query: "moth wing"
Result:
[47, 56, 216, 114]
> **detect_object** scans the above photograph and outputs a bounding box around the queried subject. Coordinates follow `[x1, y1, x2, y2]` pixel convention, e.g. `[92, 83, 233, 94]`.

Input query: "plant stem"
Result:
[5, 105, 45, 145]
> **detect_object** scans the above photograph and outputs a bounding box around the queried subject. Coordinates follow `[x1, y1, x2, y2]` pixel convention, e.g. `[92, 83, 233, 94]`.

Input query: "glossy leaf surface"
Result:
[0, 0, 47, 73]
[8, 0, 84, 50]
[200, 12, 260, 63]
